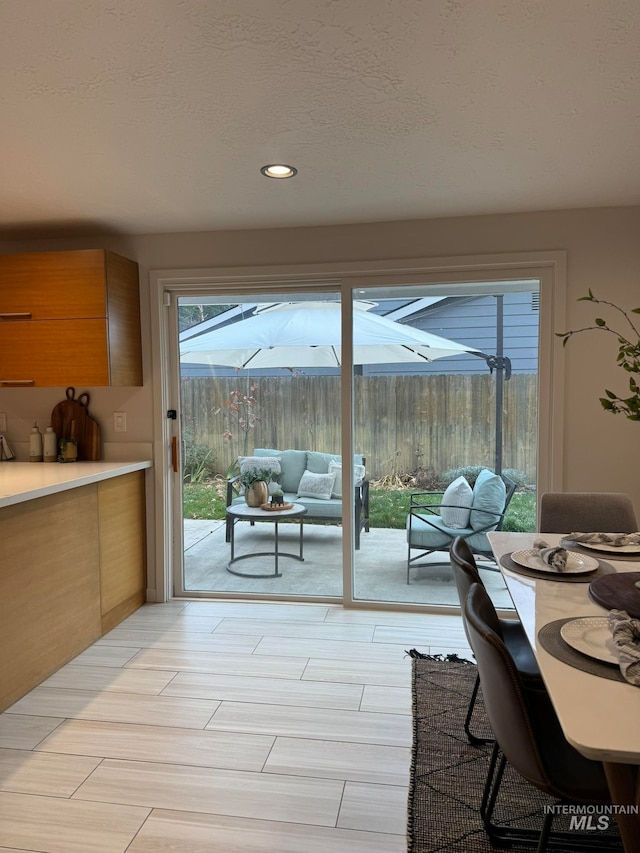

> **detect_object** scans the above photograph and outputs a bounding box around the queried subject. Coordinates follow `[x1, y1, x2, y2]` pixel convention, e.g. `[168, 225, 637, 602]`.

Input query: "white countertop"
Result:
[0, 460, 152, 508]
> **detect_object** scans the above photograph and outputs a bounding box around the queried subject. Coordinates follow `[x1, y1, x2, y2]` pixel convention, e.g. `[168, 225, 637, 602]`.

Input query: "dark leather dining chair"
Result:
[539, 492, 637, 534]
[463, 582, 620, 852]
[450, 536, 542, 745]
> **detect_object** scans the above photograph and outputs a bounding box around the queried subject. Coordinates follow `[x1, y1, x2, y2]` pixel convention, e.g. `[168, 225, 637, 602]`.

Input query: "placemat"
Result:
[537, 618, 625, 682]
[500, 552, 615, 583]
[589, 572, 640, 618]
[560, 539, 640, 562]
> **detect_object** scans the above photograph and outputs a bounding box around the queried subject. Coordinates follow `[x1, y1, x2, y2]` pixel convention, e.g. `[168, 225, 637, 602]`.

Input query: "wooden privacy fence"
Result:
[180, 374, 538, 482]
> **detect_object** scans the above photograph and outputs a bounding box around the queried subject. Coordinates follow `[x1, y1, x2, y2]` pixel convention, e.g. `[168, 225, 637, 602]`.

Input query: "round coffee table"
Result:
[226, 502, 308, 577]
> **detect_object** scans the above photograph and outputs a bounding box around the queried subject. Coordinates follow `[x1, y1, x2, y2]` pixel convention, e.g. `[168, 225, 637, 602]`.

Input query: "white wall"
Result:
[2, 203, 639, 545]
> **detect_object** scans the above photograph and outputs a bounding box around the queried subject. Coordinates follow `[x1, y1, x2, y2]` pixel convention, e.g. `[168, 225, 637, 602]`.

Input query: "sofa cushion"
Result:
[328, 460, 366, 498]
[307, 451, 341, 474]
[439, 476, 474, 528]
[289, 494, 341, 518]
[254, 448, 307, 493]
[297, 470, 336, 501]
[470, 469, 506, 531]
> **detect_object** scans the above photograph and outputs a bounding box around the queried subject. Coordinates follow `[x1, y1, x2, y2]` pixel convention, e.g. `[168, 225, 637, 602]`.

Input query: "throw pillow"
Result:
[238, 456, 282, 494]
[328, 460, 366, 498]
[470, 469, 506, 531]
[439, 476, 474, 528]
[297, 469, 336, 501]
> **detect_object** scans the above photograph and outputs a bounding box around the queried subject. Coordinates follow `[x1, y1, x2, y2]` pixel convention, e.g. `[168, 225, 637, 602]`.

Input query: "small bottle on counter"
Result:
[29, 422, 43, 462]
[43, 425, 57, 462]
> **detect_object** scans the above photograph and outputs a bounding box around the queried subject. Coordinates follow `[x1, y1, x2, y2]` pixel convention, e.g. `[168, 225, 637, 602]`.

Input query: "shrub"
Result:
[441, 465, 486, 488]
[502, 468, 533, 488]
[442, 465, 532, 489]
[183, 435, 216, 483]
[413, 465, 446, 490]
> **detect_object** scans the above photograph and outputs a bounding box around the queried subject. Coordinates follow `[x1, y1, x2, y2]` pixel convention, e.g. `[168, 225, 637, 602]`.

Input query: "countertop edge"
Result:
[0, 460, 153, 508]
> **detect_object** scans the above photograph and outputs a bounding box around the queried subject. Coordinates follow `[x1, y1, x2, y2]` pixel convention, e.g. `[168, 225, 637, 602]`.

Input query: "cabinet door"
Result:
[0, 249, 107, 319]
[0, 319, 110, 386]
[0, 486, 102, 712]
[98, 472, 146, 634]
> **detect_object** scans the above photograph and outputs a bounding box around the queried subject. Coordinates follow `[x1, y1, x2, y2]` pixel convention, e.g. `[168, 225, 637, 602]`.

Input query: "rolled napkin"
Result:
[568, 532, 640, 547]
[532, 537, 568, 571]
[608, 609, 640, 686]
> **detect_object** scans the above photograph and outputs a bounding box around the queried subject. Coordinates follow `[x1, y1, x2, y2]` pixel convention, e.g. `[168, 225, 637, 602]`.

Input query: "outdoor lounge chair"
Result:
[406, 469, 516, 583]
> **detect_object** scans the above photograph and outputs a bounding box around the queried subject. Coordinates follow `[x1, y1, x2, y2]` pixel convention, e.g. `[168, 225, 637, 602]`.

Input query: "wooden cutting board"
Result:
[51, 387, 102, 461]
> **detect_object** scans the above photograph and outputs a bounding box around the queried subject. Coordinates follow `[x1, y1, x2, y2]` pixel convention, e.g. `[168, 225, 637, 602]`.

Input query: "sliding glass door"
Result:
[162, 272, 541, 609]
[351, 282, 539, 608]
[175, 290, 344, 599]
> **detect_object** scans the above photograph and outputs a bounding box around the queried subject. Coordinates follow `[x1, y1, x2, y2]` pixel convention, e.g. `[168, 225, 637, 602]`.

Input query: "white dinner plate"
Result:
[510, 549, 598, 575]
[560, 617, 619, 665]
[570, 540, 640, 555]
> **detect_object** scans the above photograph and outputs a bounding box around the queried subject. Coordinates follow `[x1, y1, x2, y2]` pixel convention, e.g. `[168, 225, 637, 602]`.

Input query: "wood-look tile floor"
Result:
[0, 601, 472, 852]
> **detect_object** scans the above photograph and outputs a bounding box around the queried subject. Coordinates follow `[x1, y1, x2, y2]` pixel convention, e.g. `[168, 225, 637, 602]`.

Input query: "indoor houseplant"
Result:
[558, 290, 640, 420]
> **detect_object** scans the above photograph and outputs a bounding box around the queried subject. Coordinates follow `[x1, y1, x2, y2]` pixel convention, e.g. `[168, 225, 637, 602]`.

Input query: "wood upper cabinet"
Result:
[0, 249, 143, 386]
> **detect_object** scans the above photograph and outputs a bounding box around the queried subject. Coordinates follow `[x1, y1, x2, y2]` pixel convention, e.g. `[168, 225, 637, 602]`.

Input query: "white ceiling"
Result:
[3, 0, 640, 238]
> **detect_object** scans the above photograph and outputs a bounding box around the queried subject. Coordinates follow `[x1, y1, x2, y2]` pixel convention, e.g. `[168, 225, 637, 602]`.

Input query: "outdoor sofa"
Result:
[226, 448, 370, 548]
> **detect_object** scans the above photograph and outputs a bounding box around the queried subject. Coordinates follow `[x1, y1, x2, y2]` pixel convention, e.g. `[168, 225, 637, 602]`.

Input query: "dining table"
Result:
[488, 531, 640, 852]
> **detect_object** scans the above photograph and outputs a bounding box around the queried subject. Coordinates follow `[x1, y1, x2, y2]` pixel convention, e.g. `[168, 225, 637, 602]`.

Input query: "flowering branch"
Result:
[215, 380, 260, 455]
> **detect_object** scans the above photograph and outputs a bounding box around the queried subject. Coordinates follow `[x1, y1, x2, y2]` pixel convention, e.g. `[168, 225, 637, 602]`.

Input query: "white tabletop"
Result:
[488, 531, 640, 765]
[226, 502, 307, 520]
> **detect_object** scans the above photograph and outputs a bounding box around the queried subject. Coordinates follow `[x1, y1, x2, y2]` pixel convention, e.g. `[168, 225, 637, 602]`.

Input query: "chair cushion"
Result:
[470, 469, 506, 531]
[440, 476, 474, 528]
[406, 514, 495, 555]
[328, 460, 366, 498]
[297, 470, 336, 501]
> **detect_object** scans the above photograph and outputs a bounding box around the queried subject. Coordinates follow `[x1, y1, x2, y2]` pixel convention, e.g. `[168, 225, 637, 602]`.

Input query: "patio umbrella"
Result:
[180, 301, 481, 368]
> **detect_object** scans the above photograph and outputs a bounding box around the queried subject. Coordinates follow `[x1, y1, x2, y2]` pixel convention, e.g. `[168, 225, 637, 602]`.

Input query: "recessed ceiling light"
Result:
[260, 164, 298, 179]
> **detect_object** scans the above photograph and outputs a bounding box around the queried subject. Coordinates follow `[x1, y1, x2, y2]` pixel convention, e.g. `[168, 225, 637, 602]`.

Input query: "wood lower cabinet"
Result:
[0, 249, 142, 386]
[98, 472, 147, 633]
[0, 472, 146, 712]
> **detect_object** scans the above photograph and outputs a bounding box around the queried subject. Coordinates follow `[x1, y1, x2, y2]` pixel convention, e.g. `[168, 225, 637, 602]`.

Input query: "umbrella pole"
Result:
[477, 298, 512, 476]
[495, 296, 504, 476]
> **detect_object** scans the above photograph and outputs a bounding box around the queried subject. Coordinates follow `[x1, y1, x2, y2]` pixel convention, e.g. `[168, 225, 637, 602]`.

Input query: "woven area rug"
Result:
[408, 655, 621, 852]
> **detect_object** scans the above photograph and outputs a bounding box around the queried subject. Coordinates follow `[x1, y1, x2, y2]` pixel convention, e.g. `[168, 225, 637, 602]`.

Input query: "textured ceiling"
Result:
[2, 0, 640, 237]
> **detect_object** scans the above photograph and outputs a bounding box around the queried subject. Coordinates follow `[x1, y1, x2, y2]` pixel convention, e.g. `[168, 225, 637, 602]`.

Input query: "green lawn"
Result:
[183, 482, 537, 532]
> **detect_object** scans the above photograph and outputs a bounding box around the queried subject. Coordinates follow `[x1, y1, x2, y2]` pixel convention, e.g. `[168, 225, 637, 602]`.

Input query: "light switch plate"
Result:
[113, 412, 127, 432]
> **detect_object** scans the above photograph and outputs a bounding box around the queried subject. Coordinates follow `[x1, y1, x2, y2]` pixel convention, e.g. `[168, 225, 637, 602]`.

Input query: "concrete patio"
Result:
[183, 518, 514, 609]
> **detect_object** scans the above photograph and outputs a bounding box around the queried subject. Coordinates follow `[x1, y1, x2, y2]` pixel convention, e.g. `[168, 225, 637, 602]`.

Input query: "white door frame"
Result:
[149, 250, 566, 605]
